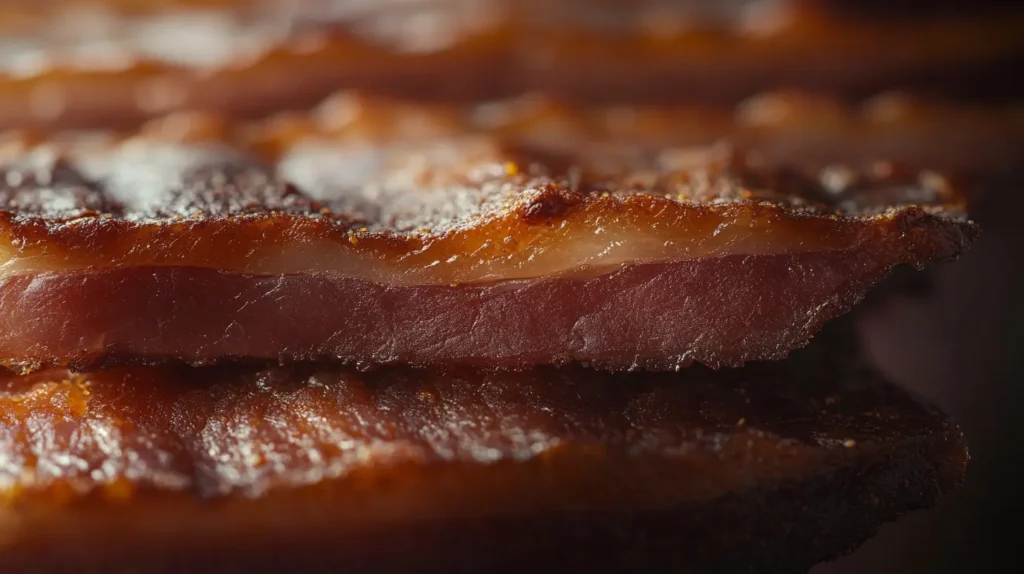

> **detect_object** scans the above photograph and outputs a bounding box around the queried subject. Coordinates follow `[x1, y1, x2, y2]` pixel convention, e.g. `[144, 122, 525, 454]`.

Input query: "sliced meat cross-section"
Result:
[0, 122, 977, 371]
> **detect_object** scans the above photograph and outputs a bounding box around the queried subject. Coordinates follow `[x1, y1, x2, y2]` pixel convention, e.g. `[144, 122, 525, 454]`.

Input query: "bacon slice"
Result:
[249, 90, 1023, 174]
[14, 89, 1018, 175]
[0, 118, 976, 370]
[0, 336, 967, 573]
[1, 0, 1022, 129]
[524, 2, 1024, 104]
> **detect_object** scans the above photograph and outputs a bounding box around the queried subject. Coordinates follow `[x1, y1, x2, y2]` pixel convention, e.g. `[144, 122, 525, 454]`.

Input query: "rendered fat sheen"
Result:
[0, 126, 976, 370]
[0, 336, 967, 572]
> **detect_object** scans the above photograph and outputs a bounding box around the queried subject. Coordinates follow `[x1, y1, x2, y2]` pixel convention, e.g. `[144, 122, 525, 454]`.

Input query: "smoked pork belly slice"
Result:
[0, 130, 977, 371]
[2, 0, 1023, 130]
[0, 335, 967, 573]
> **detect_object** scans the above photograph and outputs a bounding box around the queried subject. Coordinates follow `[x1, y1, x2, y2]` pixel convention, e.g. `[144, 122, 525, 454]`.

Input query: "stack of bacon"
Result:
[0, 1, 1016, 572]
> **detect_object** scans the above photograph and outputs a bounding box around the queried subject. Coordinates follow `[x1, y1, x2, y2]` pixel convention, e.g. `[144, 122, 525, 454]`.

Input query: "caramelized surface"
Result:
[0, 108, 977, 370]
[0, 106, 977, 284]
[1, 0, 1022, 129]
[0, 336, 967, 572]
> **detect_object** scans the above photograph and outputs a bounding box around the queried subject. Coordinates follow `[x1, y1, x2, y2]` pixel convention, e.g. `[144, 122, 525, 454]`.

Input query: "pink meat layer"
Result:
[1, 250, 892, 371]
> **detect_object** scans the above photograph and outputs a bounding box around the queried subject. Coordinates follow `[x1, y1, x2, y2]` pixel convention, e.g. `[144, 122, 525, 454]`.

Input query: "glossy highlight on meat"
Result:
[0, 123, 977, 370]
[1, 0, 1022, 129]
[0, 335, 967, 573]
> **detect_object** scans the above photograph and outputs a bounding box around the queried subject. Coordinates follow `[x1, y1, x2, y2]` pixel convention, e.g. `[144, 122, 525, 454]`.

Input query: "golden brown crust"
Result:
[0, 335, 968, 572]
[0, 96, 979, 371]
[0, 123, 976, 283]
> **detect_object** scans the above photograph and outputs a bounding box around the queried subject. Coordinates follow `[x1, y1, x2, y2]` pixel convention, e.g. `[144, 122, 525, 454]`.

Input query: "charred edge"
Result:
[520, 186, 577, 225]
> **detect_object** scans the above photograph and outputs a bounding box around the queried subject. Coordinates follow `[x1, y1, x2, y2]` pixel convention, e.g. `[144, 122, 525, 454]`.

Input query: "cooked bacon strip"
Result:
[0, 121, 976, 370]
[0, 338, 967, 573]
[524, 3, 1024, 104]
[242, 90, 1023, 174]
[0, 1, 509, 130]
[9, 88, 1023, 177]
[1, 0, 1022, 129]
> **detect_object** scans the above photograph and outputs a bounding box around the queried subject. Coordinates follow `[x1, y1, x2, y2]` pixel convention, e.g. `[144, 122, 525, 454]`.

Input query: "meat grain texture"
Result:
[0, 124, 976, 370]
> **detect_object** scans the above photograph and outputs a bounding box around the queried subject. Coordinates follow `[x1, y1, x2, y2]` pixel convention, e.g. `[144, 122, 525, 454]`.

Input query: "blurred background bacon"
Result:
[1, 0, 1023, 130]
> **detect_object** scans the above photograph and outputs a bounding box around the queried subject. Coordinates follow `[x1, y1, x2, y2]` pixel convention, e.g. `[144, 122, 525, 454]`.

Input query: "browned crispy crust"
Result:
[0, 332, 968, 573]
[0, 124, 976, 370]
[0, 112, 978, 273]
[1, 1, 1022, 129]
